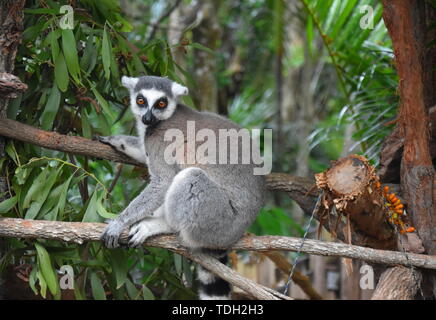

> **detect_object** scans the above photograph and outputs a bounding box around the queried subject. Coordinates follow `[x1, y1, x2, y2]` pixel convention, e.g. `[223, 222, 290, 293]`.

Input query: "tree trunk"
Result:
[371, 267, 422, 300]
[190, 0, 221, 112]
[0, 0, 26, 299]
[382, 0, 436, 298]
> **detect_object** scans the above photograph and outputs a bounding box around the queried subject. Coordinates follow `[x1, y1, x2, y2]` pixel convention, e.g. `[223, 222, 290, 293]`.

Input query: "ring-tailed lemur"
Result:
[99, 75, 265, 300]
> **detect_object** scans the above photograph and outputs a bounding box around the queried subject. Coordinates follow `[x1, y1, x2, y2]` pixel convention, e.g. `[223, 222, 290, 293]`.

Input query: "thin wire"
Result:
[283, 191, 323, 296]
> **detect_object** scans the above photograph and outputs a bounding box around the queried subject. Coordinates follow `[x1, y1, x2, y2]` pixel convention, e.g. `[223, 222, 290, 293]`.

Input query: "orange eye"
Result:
[158, 101, 167, 108]
[137, 98, 145, 105]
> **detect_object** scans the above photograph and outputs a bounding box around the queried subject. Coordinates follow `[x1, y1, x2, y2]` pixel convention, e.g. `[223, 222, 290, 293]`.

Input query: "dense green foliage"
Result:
[0, 0, 397, 299]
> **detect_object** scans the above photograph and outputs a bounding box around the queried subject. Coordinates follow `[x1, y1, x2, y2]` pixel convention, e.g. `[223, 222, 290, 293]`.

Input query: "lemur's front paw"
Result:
[98, 135, 127, 153]
[127, 221, 153, 248]
[101, 220, 125, 249]
[97, 135, 114, 146]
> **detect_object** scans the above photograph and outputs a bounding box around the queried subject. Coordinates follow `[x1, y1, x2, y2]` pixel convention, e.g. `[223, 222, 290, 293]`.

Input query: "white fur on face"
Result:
[129, 88, 178, 121]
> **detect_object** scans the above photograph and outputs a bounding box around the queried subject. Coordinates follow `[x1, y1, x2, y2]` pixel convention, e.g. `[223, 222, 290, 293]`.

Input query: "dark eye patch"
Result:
[153, 97, 168, 109]
[136, 95, 147, 107]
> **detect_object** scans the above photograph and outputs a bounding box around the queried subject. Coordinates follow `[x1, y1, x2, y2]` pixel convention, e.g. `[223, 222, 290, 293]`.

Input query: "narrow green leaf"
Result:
[174, 253, 182, 275]
[80, 35, 95, 73]
[189, 42, 216, 56]
[40, 85, 61, 131]
[35, 243, 60, 297]
[90, 272, 107, 300]
[81, 108, 92, 139]
[109, 249, 128, 289]
[54, 52, 69, 92]
[82, 189, 101, 222]
[23, 168, 49, 209]
[142, 285, 155, 300]
[36, 269, 47, 298]
[49, 29, 60, 63]
[29, 267, 38, 295]
[96, 195, 117, 220]
[125, 278, 139, 300]
[102, 26, 112, 80]
[0, 196, 17, 214]
[61, 29, 81, 83]
[90, 87, 115, 121]
[25, 166, 61, 220]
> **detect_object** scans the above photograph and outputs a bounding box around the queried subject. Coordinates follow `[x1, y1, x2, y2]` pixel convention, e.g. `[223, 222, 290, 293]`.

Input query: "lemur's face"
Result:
[121, 76, 188, 126]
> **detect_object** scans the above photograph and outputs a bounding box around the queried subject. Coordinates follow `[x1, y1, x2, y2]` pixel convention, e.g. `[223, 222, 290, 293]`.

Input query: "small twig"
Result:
[108, 164, 123, 194]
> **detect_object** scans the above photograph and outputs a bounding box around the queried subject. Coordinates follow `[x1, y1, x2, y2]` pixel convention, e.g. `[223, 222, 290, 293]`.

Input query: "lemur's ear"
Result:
[172, 82, 189, 97]
[121, 76, 139, 90]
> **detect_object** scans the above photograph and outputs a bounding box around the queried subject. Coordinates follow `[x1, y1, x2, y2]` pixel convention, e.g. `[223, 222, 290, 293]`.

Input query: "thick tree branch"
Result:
[0, 118, 144, 167]
[371, 266, 422, 300]
[1, 218, 436, 270]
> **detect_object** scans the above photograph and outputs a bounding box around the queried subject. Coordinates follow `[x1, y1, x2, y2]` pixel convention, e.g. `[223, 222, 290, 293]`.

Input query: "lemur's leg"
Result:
[164, 167, 234, 300]
[163, 167, 238, 249]
[98, 135, 145, 164]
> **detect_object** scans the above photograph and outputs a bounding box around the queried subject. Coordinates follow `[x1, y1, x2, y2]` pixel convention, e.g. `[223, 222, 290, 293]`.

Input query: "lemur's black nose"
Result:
[142, 110, 157, 125]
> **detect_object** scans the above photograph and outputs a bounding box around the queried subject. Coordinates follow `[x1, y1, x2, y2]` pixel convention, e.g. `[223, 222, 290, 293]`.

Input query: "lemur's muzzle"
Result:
[142, 109, 158, 126]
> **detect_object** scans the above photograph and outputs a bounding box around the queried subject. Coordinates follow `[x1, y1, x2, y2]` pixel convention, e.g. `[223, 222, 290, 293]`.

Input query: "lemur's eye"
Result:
[136, 96, 146, 106]
[155, 98, 168, 109]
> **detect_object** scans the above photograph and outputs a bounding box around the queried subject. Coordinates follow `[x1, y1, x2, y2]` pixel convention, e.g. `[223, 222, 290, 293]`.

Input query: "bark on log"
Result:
[315, 155, 397, 250]
[1, 218, 436, 270]
[371, 267, 422, 300]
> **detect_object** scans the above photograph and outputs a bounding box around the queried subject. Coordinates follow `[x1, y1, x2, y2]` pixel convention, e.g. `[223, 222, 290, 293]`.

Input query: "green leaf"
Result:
[35, 242, 60, 298]
[102, 26, 112, 80]
[54, 52, 69, 92]
[81, 108, 92, 139]
[7, 93, 22, 120]
[29, 267, 39, 295]
[142, 285, 155, 300]
[90, 272, 107, 300]
[55, 173, 74, 220]
[82, 189, 101, 222]
[108, 249, 129, 289]
[125, 278, 140, 300]
[5, 141, 19, 165]
[0, 196, 17, 214]
[61, 29, 81, 83]
[25, 166, 62, 220]
[96, 196, 117, 220]
[90, 87, 115, 121]
[80, 35, 96, 74]
[40, 85, 61, 131]
[23, 167, 49, 209]
[49, 29, 60, 63]
[174, 253, 182, 275]
[36, 269, 47, 298]
[74, 281, 85, 300]
[189, 42, 217, 56]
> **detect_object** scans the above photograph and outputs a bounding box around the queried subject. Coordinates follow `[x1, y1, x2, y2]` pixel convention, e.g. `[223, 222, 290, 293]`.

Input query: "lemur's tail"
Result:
[197, 249, 231, 300]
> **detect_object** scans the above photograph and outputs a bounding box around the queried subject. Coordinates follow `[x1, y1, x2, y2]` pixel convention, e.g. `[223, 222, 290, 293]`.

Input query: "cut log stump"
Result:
[315, 155, 399, 250]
